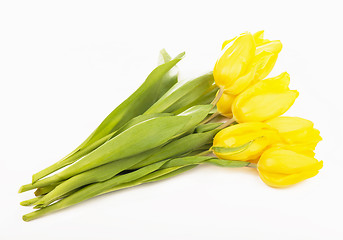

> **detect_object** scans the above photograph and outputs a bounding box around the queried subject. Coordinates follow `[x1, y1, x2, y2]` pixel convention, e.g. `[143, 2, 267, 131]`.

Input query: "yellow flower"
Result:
[212, 122, 279, 161]
[217, 93, 235, 118]
[232, 72, 299, 123]
[265, 117, 322, 156]
[257, 148, 323, 188]
[215, 31, 282, 95]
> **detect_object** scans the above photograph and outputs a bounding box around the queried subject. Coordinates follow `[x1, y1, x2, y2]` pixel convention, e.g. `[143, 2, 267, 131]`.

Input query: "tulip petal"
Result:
[225, 62, 258, 95]
[268, 144, 316, 157]
[233, 90, 299, 122]
[266, 117, 314, 133]
[253, 50, 275, 81]
[221, 37, 236, 50]
[258, 168, 321, 188]
[256, 40, 282, 54]
[261, 72, 291, 91]
[217, 93, 235, 117]
[253, 30, 264, 42]
[253, 30, 271, 46]
[258, 149, 323, 174]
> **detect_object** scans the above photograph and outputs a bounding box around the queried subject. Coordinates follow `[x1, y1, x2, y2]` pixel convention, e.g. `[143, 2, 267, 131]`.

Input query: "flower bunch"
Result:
[212, 31, 322, 187]
[19, 32, 322, 221]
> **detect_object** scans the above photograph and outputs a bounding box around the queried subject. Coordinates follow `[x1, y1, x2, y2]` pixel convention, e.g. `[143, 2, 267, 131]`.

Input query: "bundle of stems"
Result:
[19, 50, 251, 221]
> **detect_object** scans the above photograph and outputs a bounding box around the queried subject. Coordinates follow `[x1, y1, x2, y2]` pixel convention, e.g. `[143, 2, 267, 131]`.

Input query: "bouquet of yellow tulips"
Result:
[19, 31, 322, 221]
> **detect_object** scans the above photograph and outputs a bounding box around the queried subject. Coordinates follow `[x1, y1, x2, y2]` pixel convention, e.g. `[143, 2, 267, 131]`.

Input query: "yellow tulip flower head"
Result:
[257, 148, 323, 188]
[232, 72, 299, 123]
[265, 117, 322, 156]
[217, 93, 235, 118]
[212, 122, 279, 161]
[215, 31, 282, 95]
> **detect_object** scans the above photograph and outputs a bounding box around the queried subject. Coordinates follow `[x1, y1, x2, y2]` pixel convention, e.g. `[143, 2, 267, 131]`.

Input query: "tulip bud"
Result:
[212, 122, 279, 161]
[232, 72, 299, 123]
[215, 31, 282, 95]
[257, 148, 323, 188]
[265, 117, 322, 155]
[217, 93, 235, 118]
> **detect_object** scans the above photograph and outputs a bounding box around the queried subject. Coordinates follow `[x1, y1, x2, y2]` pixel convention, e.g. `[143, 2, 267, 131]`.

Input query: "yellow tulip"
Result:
[217, 93, 235, 118]
[212, 122, 279, 161]
[216, 31, 282, 95]
[257, 148, 323, 188]
[232, 72, 299, 123]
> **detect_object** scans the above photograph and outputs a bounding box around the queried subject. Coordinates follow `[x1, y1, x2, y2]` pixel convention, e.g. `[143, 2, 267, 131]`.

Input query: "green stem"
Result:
[248, 163, 257, 168]
[23, 161, 169, 221]
[34, 183, 60, 196]
[210, 87, 224, 106]
[20, 196, 43, 206]
[199, 111, 220, 125]
[196, 150, 212, 156]
[217, 118, 236, 129]
[22, 157, 249, 221]
[32, 151, 157, 207]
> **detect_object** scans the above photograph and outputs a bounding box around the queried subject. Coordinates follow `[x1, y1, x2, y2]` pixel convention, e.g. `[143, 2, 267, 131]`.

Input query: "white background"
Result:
[1, 0, 342, 239]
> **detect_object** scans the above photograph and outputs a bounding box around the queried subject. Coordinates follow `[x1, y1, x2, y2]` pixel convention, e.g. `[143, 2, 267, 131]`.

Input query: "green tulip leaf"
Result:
[32, 50, 184, 182]
[195, 122, 222, 133]
[206, 159, 250, 168]
[212, 141, 253, 154]
[144, 72, 214, 114]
